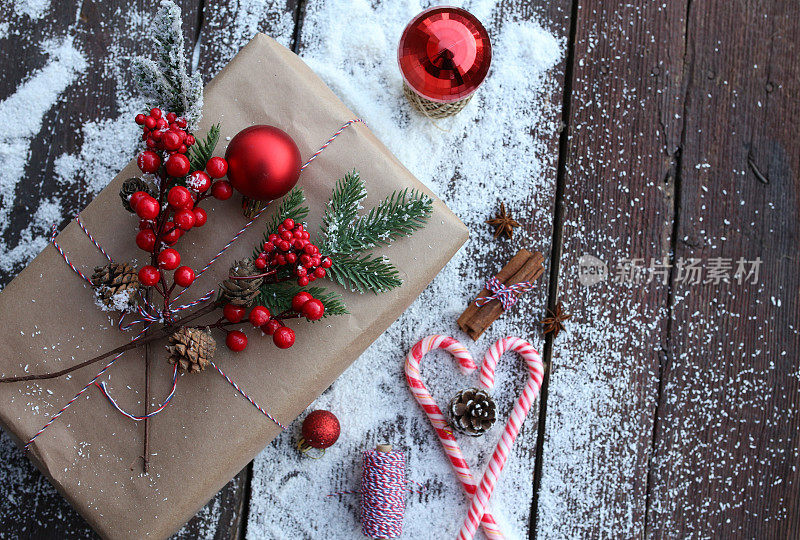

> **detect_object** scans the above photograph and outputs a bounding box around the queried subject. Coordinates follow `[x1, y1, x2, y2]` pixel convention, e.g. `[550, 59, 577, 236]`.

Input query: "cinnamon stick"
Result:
[457, 249, 544, 340]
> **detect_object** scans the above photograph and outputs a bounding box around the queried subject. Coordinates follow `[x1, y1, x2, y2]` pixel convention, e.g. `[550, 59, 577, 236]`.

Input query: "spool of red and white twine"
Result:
[360, 445, 406, 539]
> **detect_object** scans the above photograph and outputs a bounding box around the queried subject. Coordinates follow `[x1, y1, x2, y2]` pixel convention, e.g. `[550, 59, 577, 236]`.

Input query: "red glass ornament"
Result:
[398, 7, 492, 102]
[300, 410, 340, 450]
[225, 125, 302, 201]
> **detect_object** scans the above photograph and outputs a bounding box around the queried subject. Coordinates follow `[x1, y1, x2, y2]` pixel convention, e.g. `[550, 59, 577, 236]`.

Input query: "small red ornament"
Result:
[129, 191, 149, 212]
[261, 319, 282, 336]
[167, 186, 193, 208]
[138, 265, 160, 286]
[226, 330, 248, 352]
[398, 7, 492, 102]
[188, 171, 211, 192]
[298, 410, 340, 454]
[273, 326, 295, 349]
[173, 266, 195, 287]
[173, 209, 196, 231]
[225, 125, 301, 202]
[291, 291, 313, 312]
[135, 229, 157, 252]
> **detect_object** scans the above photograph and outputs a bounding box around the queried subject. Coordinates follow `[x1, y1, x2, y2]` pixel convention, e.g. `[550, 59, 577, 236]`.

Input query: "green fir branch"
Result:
[319, 171, 367, 253]
[189, 124, 220, 172]
[327, 253, 402, 294]
[332, 188, 432, 254]
[258, 283, 348, 318]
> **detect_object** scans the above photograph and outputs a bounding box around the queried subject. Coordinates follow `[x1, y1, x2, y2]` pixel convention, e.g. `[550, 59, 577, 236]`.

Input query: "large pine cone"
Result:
[90, 263, 139, 310]
[219, 259, 263, 306]
[119, 177, 154, 212]
[449, 388, 497, 437]
[167, 327, 216, 373]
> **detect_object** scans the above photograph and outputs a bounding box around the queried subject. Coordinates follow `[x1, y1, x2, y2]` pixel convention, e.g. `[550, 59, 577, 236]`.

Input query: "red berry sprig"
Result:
[221, 291, 325, 352]
[130, 109, 234, 306]
[254, 219, 332, 286]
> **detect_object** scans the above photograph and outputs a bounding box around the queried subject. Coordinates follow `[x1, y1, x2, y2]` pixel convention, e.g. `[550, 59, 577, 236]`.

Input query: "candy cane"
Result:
[458, 337, 544, 540]
[404, 335, 505, 540]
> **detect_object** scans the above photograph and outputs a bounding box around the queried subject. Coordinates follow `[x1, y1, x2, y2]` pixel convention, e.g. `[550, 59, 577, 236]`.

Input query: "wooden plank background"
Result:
[0, 0, 797, 538]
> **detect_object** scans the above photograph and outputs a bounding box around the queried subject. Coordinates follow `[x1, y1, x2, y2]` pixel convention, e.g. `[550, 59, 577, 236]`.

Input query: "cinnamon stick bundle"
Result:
[457, 249, 544, 340]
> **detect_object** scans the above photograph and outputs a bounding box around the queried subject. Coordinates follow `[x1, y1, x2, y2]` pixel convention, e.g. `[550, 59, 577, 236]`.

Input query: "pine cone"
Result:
[167, 327, 216, 373]
[120, 177, 154, 212]
[449, 388, 497, 437]
[90, 263, 139, 310]
[219, 259, 263, 306]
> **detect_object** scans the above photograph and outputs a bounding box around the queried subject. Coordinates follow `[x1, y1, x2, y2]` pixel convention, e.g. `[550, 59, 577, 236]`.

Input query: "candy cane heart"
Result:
[458, 337, 545, 540]
[405, 334, 506, 540]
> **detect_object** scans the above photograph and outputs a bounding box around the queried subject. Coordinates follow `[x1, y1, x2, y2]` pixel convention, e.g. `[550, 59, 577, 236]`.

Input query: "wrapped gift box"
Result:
[0, 34, 467, 539]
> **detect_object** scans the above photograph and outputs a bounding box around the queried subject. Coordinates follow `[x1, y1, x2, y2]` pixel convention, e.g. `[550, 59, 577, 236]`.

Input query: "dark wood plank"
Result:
[535, 1, 688, 537]
[0, 1, 251, 538]
[646, 1, 800, 536]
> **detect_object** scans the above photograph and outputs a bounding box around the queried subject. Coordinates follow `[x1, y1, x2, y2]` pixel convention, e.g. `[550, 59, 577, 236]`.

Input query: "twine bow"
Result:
[474, 277, 533, 311]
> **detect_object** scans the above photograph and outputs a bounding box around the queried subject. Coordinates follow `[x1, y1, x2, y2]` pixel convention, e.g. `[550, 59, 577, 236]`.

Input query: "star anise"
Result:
[541, 302, 570, 338]
[486, 203, 521, 238]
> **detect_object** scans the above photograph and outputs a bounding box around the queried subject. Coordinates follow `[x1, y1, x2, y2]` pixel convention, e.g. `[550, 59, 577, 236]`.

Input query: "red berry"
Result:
[158, 248, 180, 270]
[321, 257, 332, 269]
[297, 276, 309, 286]
[296, 267, 307, 277]
[223, 304, 246, 323]
[283, 218, 295, 229]
[137, 150, 161, 174]
[135, 113, 146, 125]
[193, 207, 207, 227]
[173, 266, 195, 287]
[314, 267, 326, 278]
[162, 130, 182, 151]
[263, 242, 275, 252]
[211, 180, 233, 200]
[292, 291, 313, 312]
[138, 220, 151, 230]
[254, 257, 267, 270]
[302, 298, 325, 321]
[286, 253, 297, 264]
[178, 144, 188, 154]
[186, 135, 195, 146]
[167, 186, 193, 208]
[135, 229, 157, 252]
[206, 157, 228, 178]
[188, 171, 211, 192]
[144, 116, 157, 130]
[174, 209, 195, 230]
[280, 230, 293, 241]
[129, 191, 149, 211]
[175, 117, 187, 128]
[303, 244, 316, 255]
[268, 233, 279, 243]
[273, 326, 295, 349]
[165, 153, 191, 177]
[166, 112, 177, 122]
[138, 265, 161, 286]
[276, 255, 286, 266]
[249, 306, 271, 327]
[226, 330, 248, 352]
[261, 319, 282, 336]
[163, 223, 181, 244]
[135, 196, 160, 220]
[150, 108, 162, 119]
[278, 240, 291, 252]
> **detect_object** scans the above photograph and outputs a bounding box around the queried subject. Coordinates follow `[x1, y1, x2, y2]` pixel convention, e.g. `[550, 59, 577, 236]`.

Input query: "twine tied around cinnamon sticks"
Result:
[457, 249, 544, 340]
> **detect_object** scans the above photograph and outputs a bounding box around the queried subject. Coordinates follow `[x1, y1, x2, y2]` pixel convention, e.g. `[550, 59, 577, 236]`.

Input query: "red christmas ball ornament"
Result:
[398, 7, 492, 103]
[225, 125, 302, 202]
[298, 410, 340, 454]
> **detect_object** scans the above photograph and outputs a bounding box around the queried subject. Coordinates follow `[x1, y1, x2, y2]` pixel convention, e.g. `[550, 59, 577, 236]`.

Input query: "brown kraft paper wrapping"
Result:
[0, 34, 468, 539]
